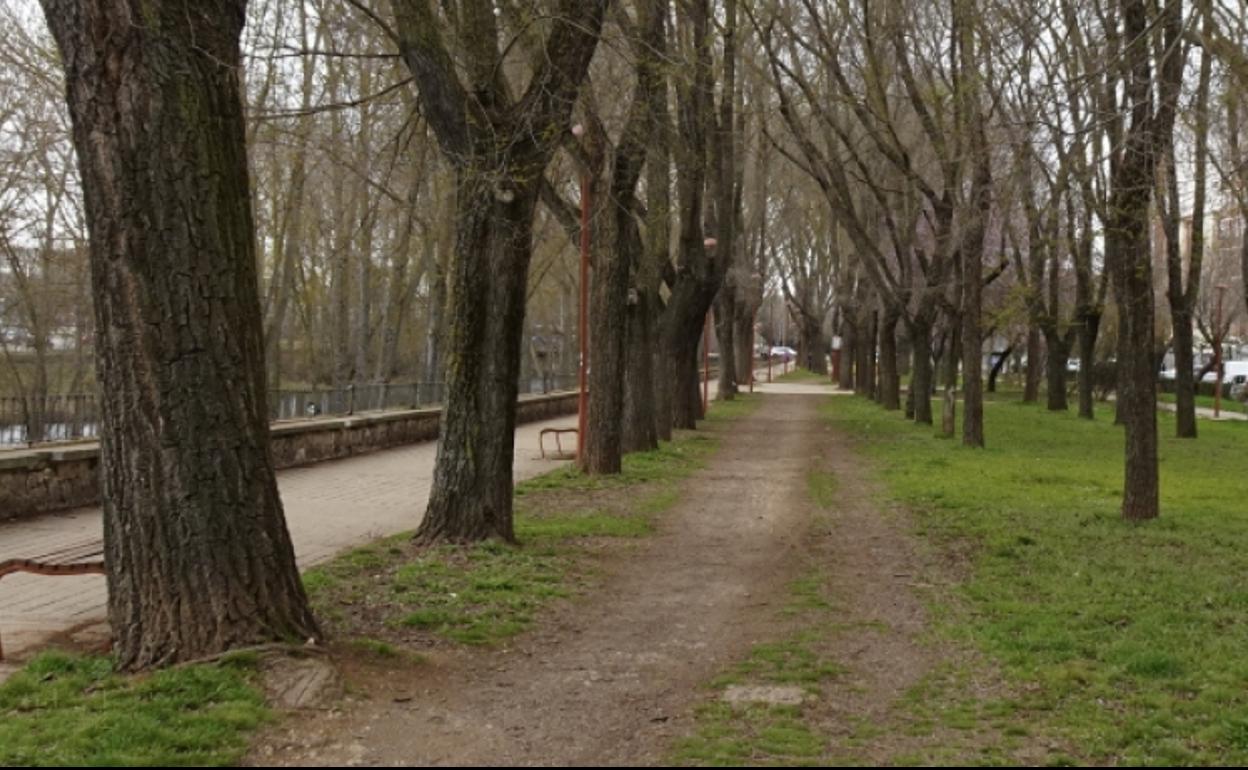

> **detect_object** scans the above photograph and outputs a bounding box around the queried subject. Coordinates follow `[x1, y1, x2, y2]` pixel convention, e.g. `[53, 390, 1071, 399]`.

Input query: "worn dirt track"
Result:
[254, 394, 831, 766]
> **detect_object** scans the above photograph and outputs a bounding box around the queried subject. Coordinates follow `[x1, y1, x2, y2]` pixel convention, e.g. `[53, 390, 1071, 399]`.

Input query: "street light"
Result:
[573, 124, 589, 461]
[1216, 283, 1228, 418]
[750, 271, 763, 394]
[702, 237, 717, 415]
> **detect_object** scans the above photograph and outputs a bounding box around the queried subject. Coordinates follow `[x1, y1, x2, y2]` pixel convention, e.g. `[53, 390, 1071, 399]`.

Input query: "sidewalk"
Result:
[1157, 401, 1248, 421]
[0, 413, 578, 661]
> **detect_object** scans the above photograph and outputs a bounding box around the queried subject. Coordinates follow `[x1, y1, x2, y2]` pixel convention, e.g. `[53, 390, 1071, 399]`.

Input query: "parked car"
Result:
[1201, 361, 1248, 384]
[769, 346, 797, 362]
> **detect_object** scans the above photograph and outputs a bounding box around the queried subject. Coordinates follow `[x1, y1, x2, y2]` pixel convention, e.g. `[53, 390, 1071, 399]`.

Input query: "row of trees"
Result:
[19, 0, 1248, 668]
[761, 0, 1248, 523]
[25, 0, 785, 669]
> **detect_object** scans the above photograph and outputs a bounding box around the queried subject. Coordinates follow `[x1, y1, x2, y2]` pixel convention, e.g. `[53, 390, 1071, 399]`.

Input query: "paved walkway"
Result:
[0, 367, 792, 664]
[1157, 400, 1248, 421]
[0, 413, 580, 662]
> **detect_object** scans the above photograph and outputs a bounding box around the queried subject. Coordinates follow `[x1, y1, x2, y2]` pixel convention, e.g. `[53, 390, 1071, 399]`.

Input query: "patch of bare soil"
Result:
[249, 395, 821, 766]
[798, 418, 1051, 765]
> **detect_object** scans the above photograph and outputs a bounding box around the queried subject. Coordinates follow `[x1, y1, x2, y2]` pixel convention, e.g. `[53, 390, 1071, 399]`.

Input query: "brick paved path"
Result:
[0, 414, 577, 661]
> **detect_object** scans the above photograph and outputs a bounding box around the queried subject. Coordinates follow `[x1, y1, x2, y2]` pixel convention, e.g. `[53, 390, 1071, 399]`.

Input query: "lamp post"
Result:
[573, 123, 590, 460]
[767, 292, 773, 383]
[702, 237, 717, 415]
[1215, 283, 1228, 418]
[750, 271, 763, 393]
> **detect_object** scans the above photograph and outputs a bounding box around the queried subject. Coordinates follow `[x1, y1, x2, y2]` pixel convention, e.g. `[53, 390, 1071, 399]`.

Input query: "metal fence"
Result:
[0, 395, 101, 447]
[0, 373, 581, 449]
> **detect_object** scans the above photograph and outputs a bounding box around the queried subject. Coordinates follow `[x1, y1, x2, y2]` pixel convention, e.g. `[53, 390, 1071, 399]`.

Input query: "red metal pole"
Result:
[1215, 284, 1227, 418]
[749, 309, 756, 393]
[767, 298, 773, 383]
[577, 171, 590, 460]
[702, 312, 710, 414]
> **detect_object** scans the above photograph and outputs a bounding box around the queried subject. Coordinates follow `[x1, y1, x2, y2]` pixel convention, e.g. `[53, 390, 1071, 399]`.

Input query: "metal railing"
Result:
[0, 395, 101, 447]
[0, 373, 581, 449]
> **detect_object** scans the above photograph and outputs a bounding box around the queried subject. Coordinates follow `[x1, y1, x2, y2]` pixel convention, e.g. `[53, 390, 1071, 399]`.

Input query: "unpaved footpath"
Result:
[253, 392, 983, 766]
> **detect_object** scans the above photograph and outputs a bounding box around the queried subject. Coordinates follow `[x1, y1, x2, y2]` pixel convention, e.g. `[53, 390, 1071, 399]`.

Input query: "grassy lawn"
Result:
[0, 651, 268, 766]
[305, 394, 760, 649]
[825, 394, 1248, 765]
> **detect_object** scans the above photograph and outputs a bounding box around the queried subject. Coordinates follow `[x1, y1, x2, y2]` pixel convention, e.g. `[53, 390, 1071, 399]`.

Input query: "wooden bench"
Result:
[538, 427, 579, 459]
[0, 539, 106, 660]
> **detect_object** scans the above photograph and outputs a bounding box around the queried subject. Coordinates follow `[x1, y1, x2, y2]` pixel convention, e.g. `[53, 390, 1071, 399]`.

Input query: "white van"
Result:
[1201, 360, 1248, 387]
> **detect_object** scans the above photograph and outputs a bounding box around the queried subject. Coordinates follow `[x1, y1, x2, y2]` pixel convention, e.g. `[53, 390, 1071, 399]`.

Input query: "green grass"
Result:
[805, 469, 838, 509]
[676, 702, 825, 766]
[823, 394, 1248, 764]
[0, 651, 268, 766]
[675, 573, 846, 767]
[306, 402, 758, 648]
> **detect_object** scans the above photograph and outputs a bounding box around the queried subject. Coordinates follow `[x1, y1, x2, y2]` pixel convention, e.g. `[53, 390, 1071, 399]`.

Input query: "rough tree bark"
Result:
[957, 0, 989, 449]
[1023, 324, 1043, 402]
[1107, 0, 1167, 521]
[907, 315, 935, 423]
[390, 0, 610, 542]
[878, 305, 901, 410]
[583, 0, 663, 473]
[662, 0, 723, 431]
[40, 0, 319, 670]
[838, 315, 856, 390]
[1160, 4, 1208, 438]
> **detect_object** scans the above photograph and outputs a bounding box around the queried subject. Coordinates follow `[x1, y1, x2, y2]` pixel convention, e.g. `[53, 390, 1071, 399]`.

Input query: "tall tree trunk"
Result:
[1171, 311, 1197, 435]
[1076, 310, 1101, 418]
[908, 316, 934, 424]
[653, 345, 674, 441]
[865, 310, 878, 401]
[668, 336, 702, 428]
[953, 0, 989, 448]
[1107, 0, 1164, 521]
[1043, 330, 1071, 411]
[853, 310, 870, 395]
[733, 305, 754, 384]
[391, 0, 609, 542]
[417, 176, 538, 542]
[839, 315, 856, 390]
[878, 306, 901, 410]
[1023, 323, 1042, 402]
[659, 0, 721, 431]
[585, 0, 664, 470]
[584, 160, 641, 472]
[798, 312, 827, 375]
[41, 0, 319, 670]
[622, 287, 658, 453]
[715, 287, 738, 399]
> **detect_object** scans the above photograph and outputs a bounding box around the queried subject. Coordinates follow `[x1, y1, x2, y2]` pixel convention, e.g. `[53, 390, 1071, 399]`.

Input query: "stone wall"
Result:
[0, 390, 578, 523]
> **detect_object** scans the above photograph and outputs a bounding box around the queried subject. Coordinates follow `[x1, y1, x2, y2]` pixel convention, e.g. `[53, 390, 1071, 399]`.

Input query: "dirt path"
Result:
[252, 392, 1015, 766]
[803, 419, 977, 763]
[255, 394, 829, 766]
